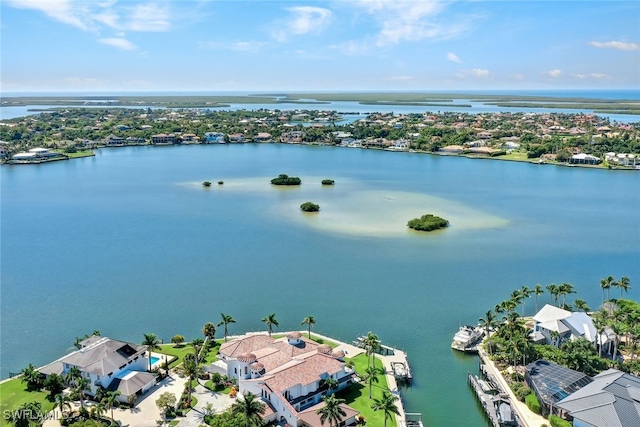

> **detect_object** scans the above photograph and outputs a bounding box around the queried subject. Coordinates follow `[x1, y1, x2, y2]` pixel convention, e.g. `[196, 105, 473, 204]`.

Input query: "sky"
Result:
[1, 0, 639, 92]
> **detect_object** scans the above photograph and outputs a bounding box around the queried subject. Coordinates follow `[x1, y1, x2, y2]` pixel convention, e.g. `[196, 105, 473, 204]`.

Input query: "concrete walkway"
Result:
[176, 384, 234, 427]
[478, 348, 548, 427]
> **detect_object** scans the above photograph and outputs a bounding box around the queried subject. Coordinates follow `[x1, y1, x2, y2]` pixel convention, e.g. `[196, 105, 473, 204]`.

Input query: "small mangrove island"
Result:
[407, 214, 449, 231]
[321, 179, 335, 185]
[271, 174, 301, 185]
[300, 202, 320, 212]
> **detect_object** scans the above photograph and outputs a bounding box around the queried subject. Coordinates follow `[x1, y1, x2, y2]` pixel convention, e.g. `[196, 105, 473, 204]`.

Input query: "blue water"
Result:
[1, 144, 639, 426]
[1, 90, 639, 122]
[150, 356, 160, 365]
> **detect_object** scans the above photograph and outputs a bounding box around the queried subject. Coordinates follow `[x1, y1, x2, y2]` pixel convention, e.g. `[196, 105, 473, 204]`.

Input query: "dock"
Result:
[468, 372, 520, 426]
[353, 335, 421, 426]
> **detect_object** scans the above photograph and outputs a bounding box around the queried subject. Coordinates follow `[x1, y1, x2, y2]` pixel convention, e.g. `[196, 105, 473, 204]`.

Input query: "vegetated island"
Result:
[202, 181, 211, 187]
[300, 202, 320, 212]
[407, 214, 449, 231]
[321, 179, 335, 185]
[271, 174, 301, 185]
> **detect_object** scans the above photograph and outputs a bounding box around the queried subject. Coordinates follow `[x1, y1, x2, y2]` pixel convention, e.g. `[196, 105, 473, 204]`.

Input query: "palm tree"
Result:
[362, 331, 380, 368]
[65, 366, 82, 387]
[574, 299, 590, 313]
[53, 393, 72, 418]
[20, 363, 44, 391]
[202, 322, 217, 341]
[142, 333, 161, 372]
[231, 392, 266, 427]
[600, 276, 615, 304]
[533, 284, 544, 313]
[558, 282, 576, 308]
[371, 390, 400, 427]
[363, 365, 381, 398]
[510, 289, 523, 313]
[592, 308, 609, 357]
[520, 286, 532, 316]
[261, 313, 279, 336]
[218, 313, 236, 342]
[618, 276, 631, 298]
[301, 315, 316, 339]
[316, 394, 346, 427]
[321, 377, 339, 392]
[102, 390, 121, 424]
[74, 376, 90, 409]
[547, 283, 559, 305]
[182, 358, 201, 406]
[90, 402, 106, 421]
[478, 310, 497, 354]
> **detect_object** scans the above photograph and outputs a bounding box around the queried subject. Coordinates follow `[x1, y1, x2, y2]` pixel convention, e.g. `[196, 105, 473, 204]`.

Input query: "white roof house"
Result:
[532, 304, 597, 346]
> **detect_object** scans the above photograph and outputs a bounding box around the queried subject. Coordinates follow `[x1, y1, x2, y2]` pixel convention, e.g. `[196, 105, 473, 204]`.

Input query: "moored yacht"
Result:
[451, 325, 484, 352]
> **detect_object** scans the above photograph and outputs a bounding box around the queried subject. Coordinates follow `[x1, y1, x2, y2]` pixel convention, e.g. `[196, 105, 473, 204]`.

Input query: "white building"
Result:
[532, 305, 597, 347]
[12, 148, 61, 161]
[39, 336, 155, 403]
[210, 332, 358, 426]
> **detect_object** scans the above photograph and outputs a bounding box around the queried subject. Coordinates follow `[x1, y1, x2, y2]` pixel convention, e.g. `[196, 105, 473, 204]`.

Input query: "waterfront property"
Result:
[208, 332, 357, 426]
[10, 147, 63, 162]
[38, 336, 155, 403]
[531, 305, 597, 346]
[524, 360, 593, 416]
[556, 368, 640, 427]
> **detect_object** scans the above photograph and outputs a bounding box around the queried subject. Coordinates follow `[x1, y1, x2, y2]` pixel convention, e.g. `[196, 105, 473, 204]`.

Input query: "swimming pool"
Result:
[150, 356, 160, 365]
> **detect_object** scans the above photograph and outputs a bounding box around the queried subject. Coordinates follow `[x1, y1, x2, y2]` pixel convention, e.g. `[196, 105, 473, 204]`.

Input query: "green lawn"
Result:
[309, 334, 339, 348]
[337, 354, 396, 426]
[496, 151, 532, 162]
[157, 344, 195, 368]
[0, 378, 55, 427]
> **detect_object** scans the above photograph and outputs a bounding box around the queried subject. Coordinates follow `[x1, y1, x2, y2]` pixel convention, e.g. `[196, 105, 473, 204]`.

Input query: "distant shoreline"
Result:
[2, 92, 639, 115]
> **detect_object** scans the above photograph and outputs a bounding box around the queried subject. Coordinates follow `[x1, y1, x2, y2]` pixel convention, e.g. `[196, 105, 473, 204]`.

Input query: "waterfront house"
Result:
[569, 153, 601, 165]
[525, 360, 593, 416]
[105, 135, 125, 146]
[38, 336, 155, 403]
[11, 148, 62, 162]
[228, 133, 246, 143]
[281, 131, 305, 144]
[556, 369, 640, 427]
[209, 332, 357, 426]
[151, 133, 177, 145]
[204, 132, 225, 143]
[531, 305, 597, 346]
[254, 132, 273, 143]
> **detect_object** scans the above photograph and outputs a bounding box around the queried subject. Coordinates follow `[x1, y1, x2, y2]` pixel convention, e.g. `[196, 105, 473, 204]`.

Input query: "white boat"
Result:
[451, 325, 484, 352]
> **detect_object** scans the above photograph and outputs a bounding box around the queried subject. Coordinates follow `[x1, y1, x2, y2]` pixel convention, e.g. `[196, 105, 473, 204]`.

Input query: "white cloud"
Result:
[572, 73, 608, 80]
[543, 69, 563, 78]
[272, 6, 332, 42]
[352, 0, 471, 46]
[457, 68, 489, 78]
[331, 40, 371, 56]
[589, 40, 638, 51]
[447, 52, 462, 63]
[6, 0, 94, 31]
[6, 0, 172, 33]
[98, 37, 136, 50]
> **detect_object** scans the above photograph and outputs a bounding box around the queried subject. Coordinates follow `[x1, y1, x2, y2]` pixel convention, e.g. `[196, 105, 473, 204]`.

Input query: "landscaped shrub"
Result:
[525, 392, 541, 414]
[549, 415, 572, 427]
[510, 381, 532, 402]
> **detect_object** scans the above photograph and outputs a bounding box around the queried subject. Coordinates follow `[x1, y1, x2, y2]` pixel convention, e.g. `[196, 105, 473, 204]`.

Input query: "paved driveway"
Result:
[176, 385, 234, 427]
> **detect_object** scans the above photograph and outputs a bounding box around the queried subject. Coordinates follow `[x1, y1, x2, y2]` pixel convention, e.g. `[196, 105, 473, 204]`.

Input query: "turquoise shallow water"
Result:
[1, 144, 639, 426]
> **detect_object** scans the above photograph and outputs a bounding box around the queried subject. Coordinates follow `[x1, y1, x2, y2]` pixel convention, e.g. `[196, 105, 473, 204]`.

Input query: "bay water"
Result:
[1, 144, 639, 426]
